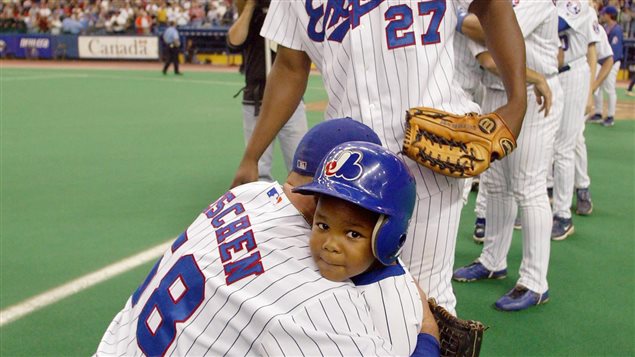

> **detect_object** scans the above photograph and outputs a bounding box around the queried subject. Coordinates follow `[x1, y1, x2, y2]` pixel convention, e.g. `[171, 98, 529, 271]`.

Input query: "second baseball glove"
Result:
[428, 298, 487, 357]
[403, 107, 517, 178]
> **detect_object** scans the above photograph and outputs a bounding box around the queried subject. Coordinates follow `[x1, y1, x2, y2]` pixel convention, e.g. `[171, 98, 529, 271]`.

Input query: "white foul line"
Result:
[0, 240, 173, 327]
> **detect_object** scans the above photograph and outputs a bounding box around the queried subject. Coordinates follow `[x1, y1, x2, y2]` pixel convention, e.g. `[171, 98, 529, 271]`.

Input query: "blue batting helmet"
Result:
[293, 141, 416, 265]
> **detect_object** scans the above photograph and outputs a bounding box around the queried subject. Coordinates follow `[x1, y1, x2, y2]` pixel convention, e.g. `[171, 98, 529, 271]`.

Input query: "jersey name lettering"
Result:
[207, 193, 265, 285]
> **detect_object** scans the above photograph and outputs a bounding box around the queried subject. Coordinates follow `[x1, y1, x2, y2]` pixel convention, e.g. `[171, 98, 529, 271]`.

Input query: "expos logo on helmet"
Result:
[324, 150, 364, 181]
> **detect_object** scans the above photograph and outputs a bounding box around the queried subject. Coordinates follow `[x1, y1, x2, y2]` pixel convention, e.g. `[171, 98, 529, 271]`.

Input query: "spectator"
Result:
[134, 9, 152, 34]
[62, 12, 84, 34]
[188, 1, 204, 27]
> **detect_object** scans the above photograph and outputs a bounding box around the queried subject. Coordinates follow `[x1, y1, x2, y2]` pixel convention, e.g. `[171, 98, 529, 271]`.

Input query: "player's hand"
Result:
[585, 95, 593, 115]
[230, 159, 259, 188]
[533, 76, 552, 117]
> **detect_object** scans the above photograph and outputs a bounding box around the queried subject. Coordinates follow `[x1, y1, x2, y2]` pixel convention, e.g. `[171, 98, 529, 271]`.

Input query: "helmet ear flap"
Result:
[372, 215, 407, 265]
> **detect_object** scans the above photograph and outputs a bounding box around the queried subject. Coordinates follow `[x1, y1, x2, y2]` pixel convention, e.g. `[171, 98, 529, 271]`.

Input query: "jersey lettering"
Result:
[223, 251, 265, 285]
[215, 215, 251, 243]
[204, 191, 236, 219]
[136, 255, 205, 357]
[218, 230, 258, 262]
[560, 34, 569, 50]
[385, 0, 445, 48]
[306, 0, 446, 48]
[211, 203, 246, 228]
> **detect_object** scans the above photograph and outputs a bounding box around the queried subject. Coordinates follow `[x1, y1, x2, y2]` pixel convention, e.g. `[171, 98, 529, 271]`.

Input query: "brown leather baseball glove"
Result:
[403, 107, 517, 178]
[428, 298, 487, 357]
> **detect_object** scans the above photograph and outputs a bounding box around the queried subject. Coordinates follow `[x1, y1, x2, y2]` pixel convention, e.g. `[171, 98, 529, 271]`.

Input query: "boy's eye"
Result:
[346, 231, 363, 239]
[316, 222, 328, 231]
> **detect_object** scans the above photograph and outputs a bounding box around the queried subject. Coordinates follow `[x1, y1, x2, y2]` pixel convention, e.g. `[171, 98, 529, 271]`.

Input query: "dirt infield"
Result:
[2, 59, 633, 120]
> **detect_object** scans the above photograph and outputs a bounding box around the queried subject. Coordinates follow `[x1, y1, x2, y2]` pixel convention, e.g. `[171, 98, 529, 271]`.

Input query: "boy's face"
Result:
[310, 195, 378, 282]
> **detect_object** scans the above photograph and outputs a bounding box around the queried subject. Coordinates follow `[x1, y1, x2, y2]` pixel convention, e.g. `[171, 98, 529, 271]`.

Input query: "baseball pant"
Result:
[574, 129, 591, 189]
[477, 76, 563, 294]
[593, 61, 620, 117]
[242, 102, 308, 181]
[552, 61, 591, 219]
[400, 166, 463, 316]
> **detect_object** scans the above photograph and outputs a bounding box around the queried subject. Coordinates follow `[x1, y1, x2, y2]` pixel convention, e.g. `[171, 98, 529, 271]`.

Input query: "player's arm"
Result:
[227, 0, 256, 47]
[592, 55, 614, 92]
[585, 43, 598, 114]
[476, 51, 552, 116]
[469, 0, 527, 138]
[231, 46, 312, 187]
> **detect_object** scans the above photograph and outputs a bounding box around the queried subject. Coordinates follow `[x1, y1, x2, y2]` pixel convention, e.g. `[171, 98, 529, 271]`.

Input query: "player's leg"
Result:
[242, 104, 275, 181]
[277, 101, 308, 172]
[590, 66, 604, 122]
[475, 88, 516, 277]
[574, 128, 594, 215]
[552, 65, 590, 238]
[513, 77, 562, 295]
[472, 174, 488, 243]
[602, 61, 620, 127]
[399, 170, 463, 315]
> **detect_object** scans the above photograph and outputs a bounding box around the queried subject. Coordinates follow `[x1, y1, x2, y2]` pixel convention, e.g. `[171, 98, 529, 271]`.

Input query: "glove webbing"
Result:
[414, 129, 483, 176]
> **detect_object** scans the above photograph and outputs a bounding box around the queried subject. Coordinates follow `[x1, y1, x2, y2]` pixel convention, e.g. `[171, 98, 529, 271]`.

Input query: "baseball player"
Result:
[231, 0, 530, 315]
[453, 0, 564, 311]
[549, 0, 601, 240]
[95, 121, 440, 356]
[456, 10, 554, 244]
[589, 5, 624, 127]
[572, 24, 614, 216]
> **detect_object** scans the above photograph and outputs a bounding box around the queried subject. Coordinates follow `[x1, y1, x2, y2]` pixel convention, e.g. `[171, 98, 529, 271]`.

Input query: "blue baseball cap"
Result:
[600, 6, 617, 16]
[292, 118, 382, 176]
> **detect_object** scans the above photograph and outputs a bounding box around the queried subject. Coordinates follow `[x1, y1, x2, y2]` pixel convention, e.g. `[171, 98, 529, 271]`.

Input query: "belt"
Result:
[558, 65, 570, 73]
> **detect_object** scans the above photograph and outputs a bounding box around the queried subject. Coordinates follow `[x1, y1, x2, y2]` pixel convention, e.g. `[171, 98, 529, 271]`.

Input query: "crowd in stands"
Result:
[0, 0, 633, 39]
[0, 0, 235, 34]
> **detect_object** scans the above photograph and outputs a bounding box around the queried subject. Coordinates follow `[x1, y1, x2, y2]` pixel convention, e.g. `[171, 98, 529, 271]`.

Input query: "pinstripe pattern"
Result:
[261, 0, 481, 315]
[475, 1, 563, 294]
[97, 182, 410, 356]
[552, 2, 598, 220]
[96, 181, 421, 356]
[575, 25, 612, 189]
[479, 75, 563, 294]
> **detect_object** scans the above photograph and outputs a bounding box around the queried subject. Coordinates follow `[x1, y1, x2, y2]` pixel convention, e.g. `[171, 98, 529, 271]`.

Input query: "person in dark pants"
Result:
[162, 20, 182, 75]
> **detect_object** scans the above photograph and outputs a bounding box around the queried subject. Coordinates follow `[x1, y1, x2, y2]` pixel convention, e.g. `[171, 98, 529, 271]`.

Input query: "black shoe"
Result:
[587, 113, 603, 123]
[473, 218, 485, 243]
[602, 116, 614, 127]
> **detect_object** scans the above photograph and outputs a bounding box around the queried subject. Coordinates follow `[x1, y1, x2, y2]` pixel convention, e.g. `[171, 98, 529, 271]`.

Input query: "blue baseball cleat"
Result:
[495, 285, 549, 311]
[551, 215, 574, 241]
[452, 261, 507, 282]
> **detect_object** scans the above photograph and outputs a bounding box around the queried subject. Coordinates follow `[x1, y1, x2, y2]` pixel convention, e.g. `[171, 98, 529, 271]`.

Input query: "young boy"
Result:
[294, 141, 437, 356]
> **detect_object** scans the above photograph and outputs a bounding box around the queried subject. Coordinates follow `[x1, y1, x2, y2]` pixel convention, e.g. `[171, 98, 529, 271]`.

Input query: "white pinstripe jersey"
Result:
[596, 25, 613, 61]
[453, 31, 484, 98]
[481, 0, 560, 90]
[96, 181, 422, 357]
[261, 0, 479, 197]
[558, 1, 601, 64]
